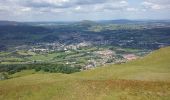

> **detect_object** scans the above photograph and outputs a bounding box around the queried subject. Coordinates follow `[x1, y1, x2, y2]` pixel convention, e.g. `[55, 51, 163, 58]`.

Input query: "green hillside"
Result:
[0, 47, 170, 100]
[75, 46, 170, 81]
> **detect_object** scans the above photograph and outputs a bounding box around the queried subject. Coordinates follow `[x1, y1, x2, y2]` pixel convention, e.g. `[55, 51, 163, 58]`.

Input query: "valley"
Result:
[0, 0, 170, 99]
[0, 42, 150, 70]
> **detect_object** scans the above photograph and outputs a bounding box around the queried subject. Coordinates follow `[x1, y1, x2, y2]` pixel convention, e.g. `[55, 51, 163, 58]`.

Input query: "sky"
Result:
[0, 0, 170, 21]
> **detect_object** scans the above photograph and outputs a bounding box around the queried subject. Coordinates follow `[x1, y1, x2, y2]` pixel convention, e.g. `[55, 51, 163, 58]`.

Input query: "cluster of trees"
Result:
[0, 72, 9, 80]
[0, 63, 80, 75]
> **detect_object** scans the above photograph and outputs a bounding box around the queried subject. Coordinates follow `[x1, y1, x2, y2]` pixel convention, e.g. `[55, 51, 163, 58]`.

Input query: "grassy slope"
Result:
[0, 47, 170, 100]
[75, 46, 170, 81]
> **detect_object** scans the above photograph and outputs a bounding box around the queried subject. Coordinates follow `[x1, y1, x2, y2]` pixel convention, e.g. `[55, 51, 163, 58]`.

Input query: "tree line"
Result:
[0, 63, 80, 75]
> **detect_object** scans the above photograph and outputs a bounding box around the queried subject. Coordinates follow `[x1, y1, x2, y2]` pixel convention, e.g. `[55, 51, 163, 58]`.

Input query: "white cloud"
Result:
[142, 0, 170, 10]
[21, 7, 32, 12]
[151, 4, 161, 10]
[0, 0, 169, 21]
[126, 8, 138, 11]
[0, 0, 128, 13]
[120, 1, 128, 5]
[142, 1, 161, 10]
[50, 8, 64, 13]
[146, 0, 170, 4]
[75, 6, 81, 10]
[0, 5, 9, 11]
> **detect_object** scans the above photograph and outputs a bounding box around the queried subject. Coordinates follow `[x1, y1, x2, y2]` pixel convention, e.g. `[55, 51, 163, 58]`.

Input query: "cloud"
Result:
[0, 0, 128, 14]
[73, 0, 107, 5]
[146, 0, 170, 4]
[142, 1, 161, 10]
[0, 0, 127, 9]
[142, 0, 170, 10]
[21, 7, 32, 12]
[126, 7, 138, 12]
[0, 0, 169, 21]
[75, 6, 81, 10]
[1, 0, 116, 9]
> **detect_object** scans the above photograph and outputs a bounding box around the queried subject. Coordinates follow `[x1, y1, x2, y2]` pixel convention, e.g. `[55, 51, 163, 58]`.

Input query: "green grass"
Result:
[17, 51, 36, 56]
[74, 46, 170, 80]
[9, 70, 36, 78]
[0, 47, 170, 100]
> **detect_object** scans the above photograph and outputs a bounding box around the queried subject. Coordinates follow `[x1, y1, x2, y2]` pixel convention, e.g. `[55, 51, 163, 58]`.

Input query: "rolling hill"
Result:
[0, 47, 170, 100]
[0, 20, 170, 51]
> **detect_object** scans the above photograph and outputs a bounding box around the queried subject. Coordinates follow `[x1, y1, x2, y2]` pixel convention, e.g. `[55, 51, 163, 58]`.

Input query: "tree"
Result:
[0, 72, 9, 80]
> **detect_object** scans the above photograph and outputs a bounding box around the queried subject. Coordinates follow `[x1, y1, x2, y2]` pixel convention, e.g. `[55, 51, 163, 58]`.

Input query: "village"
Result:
[8, 41, 150, 70]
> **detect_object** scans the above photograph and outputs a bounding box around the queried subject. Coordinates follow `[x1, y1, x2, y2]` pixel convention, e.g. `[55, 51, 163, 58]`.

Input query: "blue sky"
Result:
[0, 0, 170, 21]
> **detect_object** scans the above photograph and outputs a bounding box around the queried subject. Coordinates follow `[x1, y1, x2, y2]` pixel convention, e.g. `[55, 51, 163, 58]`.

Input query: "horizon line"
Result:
[1, 19, 170, 23]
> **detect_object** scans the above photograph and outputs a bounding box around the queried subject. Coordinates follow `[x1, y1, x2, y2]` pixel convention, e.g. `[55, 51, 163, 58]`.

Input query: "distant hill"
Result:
[98, 19, 170, 24]
[75, 20, 99, 26]
[0, 22, 53, 49]
[0, 20, 170, 51]
[0, 20, 24, 26]
[98, 19, 141, 24]
[0, 47, 170, 100]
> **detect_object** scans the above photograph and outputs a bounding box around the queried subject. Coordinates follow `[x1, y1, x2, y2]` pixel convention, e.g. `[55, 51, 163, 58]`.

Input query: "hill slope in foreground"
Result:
[0, 47, 170, 100]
